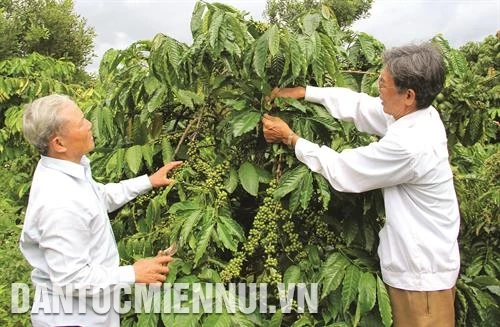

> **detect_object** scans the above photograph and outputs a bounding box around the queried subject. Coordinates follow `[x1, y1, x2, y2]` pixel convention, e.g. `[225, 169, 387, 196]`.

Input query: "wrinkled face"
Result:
[56, 102, 94, 160]
[378, 67, 409, 119]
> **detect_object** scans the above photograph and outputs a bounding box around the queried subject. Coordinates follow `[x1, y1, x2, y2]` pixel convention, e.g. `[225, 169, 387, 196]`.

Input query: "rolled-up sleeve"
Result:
[305, 86, 391, 137]
[295, 137, 415, 193]
[97, 175, 152, 212]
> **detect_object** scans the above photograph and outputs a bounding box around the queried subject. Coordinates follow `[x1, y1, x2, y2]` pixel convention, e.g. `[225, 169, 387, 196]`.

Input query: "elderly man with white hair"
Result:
[20, 94, 181, 326]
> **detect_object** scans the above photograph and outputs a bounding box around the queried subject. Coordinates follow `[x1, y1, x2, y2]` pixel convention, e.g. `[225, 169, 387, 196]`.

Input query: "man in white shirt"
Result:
[20, 94, 182, 326]
[262, 43, 459, 326]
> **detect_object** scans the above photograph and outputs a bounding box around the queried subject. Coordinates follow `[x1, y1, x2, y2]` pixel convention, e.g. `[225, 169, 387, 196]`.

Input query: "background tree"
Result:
[0, 0, 95, 69]
[265, 0, 373, 28]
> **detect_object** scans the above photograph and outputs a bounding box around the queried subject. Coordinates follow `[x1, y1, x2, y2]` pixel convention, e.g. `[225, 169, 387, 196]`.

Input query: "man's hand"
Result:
[262, 114, 294, 144]
[133, 255, 173, 284]
[149, 161, 183, 188]
[270, 86, 306, 101]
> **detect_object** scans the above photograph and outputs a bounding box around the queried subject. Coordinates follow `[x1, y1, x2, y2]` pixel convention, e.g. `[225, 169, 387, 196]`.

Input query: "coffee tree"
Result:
[0, 2, 497, 326]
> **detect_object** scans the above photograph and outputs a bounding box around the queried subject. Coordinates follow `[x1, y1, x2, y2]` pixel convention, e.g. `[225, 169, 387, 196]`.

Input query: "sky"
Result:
[73, 0, 500, 73]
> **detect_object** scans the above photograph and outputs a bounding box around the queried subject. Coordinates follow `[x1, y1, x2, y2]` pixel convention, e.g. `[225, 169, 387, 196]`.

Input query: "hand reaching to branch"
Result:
[269, 86, 306, 101]
[262, 114, 298, 147]
[133, 255, 173, 284]
[149, 161, 183, 188]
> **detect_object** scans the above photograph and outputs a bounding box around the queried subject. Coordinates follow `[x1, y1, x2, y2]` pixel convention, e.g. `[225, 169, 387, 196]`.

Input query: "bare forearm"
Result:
[272, 86, 306, 100]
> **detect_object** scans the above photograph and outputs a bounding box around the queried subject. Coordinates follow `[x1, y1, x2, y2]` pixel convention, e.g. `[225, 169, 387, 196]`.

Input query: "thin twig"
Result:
[172, 118, 195, 159]
[340, 70, 377, 75]
[172, 108, 205, 159]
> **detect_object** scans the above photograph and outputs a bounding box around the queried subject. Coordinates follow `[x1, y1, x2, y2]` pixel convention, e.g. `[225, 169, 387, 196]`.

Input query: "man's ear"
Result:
[49, 136, 66, 154]
[404, 88, 417, 108]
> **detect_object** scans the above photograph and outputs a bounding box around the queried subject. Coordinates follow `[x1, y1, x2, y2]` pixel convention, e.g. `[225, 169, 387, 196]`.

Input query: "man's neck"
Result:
[46, 151, 83, 164]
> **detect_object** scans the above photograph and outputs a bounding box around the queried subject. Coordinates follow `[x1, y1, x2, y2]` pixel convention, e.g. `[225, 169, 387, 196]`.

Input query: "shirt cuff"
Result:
[304, 86, 324, 103]
[126, 174, 153, 195]
[295, 137, 315, 164]
[114, 265, 136, 285]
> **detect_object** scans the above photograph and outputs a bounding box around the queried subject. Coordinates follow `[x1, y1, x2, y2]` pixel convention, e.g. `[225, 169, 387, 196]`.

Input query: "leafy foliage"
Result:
[0, 0, 96, 69]
[432, 35, 499, 146]
[0, 2, 497, 326]
[265, 0, 373, 28]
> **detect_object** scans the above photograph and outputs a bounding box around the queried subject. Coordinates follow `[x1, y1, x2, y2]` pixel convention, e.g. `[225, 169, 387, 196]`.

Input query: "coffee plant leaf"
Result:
[194, 222, 214, 266]
[274, 165, 309, 199]
[125, 144, 143, 175]
[341, 264, 361, 312]
[230, 110, 261, 137]
[238, 162, 259, 196]
[376, 275, 393, 327]
[320, 252, 349, 299]
[357, 272, 377, 314]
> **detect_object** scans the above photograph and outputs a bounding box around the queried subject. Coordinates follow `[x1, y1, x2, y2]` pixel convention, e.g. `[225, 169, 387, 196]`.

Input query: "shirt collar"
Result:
[40, 155, 91, 180]
[389, 106, 432, 129]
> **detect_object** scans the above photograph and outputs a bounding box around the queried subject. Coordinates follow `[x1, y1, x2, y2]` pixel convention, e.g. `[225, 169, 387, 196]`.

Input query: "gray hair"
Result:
[22, 94, 73, 155]
[383, 43, 445, 109]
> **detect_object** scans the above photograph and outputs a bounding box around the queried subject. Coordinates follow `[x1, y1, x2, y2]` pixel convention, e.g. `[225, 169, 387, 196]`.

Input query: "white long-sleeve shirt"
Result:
[20, 155, 152, 326]
[296, 86, 460, 291]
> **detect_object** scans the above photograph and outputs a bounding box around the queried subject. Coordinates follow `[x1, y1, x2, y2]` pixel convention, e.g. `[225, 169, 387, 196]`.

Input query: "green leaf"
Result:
[230, 312, 258, 327]
[238, 162, 259, 196]
[486, 285, 500, 296]
[319, 34, 338, 79]
[358, 33, 376, 64]
[100, 106, 114, 136]
[341, 265, 360, 312]
[194, 222, 214, 266]
[217, 220, 238, 252]
[141, 143, 153, 169]
[269, 309, 283, 327]
[166, 36, 181, 75]
[335, 72, 359, 91]
[203, 313, 231, 327]
[147, 85, 168, 112]
[358, 272, 377, 314]
[174, 312, 203, 327]
[219, 216, 245, 242]
[268, 25, 280, 57]
[361, 69, 378, 96]
[303, 13, 321, 36]
[125, 145, 143, 174]
[290, 36, 303, 78]
[343, 215, 359, 247]
[231, 110, 261, 137]
[137, 312, 158, 327]
[106, 148, 125, 177]
[177, 89, 203, 108]
[275, 97, 308, 113]
[161, 138, 174, 163]
[314, 174, 331, 210]
[198, 268, 222, 283]
[274, 165, 309, 199]
[190, 1, 206, 36]
[209, 11, 224, 50]
[284, 265, 301, 284]
[320, 252, 349, 299]
[290, 315, 314, 327]
[255, 165, 272, 183]
[300, 171, 313, 210]
[253, 31, 269, 78]
[288, 187, 302, 213]
[168, 200, 200, 215]
[377, 276, 393, 327]
[224, 167, 239, 193]
[180, 210, 203, 246]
